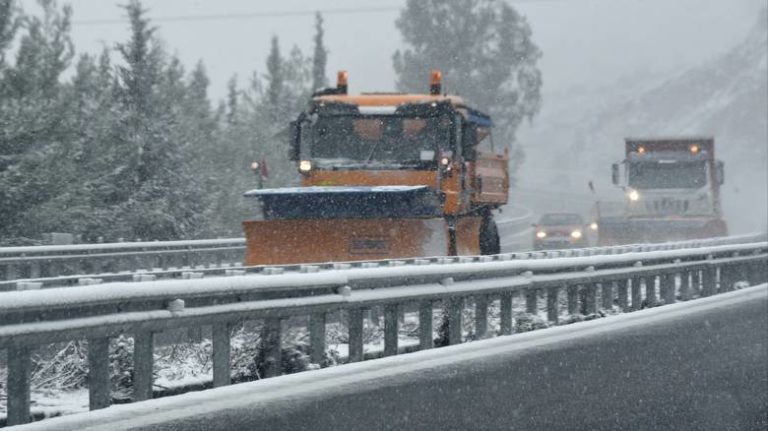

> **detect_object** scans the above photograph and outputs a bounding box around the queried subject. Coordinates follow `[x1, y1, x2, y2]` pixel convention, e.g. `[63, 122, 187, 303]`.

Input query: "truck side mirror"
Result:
[611, 163, 619, 185]
[288, 121, 300, 161]
[717, 160, 724, 185]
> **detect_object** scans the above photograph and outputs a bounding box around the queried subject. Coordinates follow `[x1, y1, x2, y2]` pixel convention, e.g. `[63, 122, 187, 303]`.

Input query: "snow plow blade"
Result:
[597, 217, 727, 245]
[242, 186, 482, 265]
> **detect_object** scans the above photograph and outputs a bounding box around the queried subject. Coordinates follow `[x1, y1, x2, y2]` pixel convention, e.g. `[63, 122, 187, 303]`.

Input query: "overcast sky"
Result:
[41, 0, 766, 101]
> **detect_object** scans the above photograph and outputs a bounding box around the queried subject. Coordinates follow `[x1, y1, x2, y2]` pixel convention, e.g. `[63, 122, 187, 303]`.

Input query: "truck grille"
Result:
[646, 199, 689, 214]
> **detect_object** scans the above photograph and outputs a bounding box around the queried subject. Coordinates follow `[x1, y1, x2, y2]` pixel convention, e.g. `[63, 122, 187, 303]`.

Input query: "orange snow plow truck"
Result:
[242, 71, 509, 265]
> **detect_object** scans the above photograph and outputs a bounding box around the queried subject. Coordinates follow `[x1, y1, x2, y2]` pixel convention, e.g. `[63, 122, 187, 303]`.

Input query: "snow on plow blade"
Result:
[242, 186, 466, 265]
[597, 217, 728, 245]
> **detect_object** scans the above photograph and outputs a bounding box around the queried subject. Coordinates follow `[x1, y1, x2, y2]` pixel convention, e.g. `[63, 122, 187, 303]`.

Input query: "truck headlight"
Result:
[589, 222, 598, 231]
[628, 189, 640, 201]
[571, 230, 582, 239]
[536, 231, 547, 239]
[299, 160, 312, 173]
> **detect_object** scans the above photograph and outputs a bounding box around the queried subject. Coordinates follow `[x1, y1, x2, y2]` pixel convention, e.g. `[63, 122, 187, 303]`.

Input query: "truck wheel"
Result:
[479, 216, 500, 255]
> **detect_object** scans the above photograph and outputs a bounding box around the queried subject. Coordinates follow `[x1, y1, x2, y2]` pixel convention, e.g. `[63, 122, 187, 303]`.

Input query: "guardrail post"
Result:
[584, 284, 597, 315]
[546, 287, 559, 323]
[600, 282, 613, 310]
[7, 346, 31, 426]
[384, 304, 399, 356]
[680, 271, 692, 301]
[5, 263, 17, 281]
[617, 279, 629, 310]
[702, 266, 717, 297]
[525, 288, 538, 315]
[660, 273, 675, 304]
[448, 297, 464, 345]
[88, 337, 111, 410]
[419, 301, 433, 349]
[631, 277, 642, 310]
[133, 331, 155, 401]
[347, 308, 364, 363]
[500, 292, 513, 335]
[212, 323, 231, 387]
[644, 276, 657, 307]
[475, 295, 489, 338]
[90, 258, 102, 275]
[309, 313, 327, 364]
[719, 264, 735, 292]
[567, 285, 579, 315]
[29, 261, 40, 279]
[691, 269, 702, 297]
[261, 318, 282, 377]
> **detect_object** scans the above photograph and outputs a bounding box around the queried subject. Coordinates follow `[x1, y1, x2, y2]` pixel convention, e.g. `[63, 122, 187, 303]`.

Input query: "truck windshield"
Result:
[308, 115, 449, 163]
[628, 161, 707, 189]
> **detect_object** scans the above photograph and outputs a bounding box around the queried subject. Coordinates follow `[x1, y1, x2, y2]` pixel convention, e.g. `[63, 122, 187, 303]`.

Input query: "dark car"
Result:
[532, 212, 588, 250]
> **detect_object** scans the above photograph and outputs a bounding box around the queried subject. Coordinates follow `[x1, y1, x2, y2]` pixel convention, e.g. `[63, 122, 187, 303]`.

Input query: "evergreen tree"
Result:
[392, 0, 542, 168]
[311, 12, 328, 91]
[0, 0, 75, 243]
[264, 36, 283, 123]
[110, 0, 205, 240]
[0, 0, 20, 67]
[225, 74, 239, 126]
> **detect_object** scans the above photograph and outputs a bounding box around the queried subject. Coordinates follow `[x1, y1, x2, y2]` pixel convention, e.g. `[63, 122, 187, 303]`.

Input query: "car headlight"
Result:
[589, 222, 598, 231]
[628, 189, 640, 201]
[571, 230, 582, 239]
[299, 160, 312, 173]
[536, 231, 547, 239]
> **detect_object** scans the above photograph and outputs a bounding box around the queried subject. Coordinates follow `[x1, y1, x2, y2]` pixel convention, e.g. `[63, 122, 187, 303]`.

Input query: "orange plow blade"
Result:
[243, 218, 450, 266]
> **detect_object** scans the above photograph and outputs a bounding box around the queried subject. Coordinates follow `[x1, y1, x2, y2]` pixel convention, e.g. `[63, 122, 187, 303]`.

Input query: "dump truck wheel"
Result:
[480, 216, 500, 255]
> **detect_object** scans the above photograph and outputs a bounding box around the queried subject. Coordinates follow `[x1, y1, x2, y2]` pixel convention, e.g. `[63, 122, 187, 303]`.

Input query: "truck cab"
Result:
[599, 137, 727, 244]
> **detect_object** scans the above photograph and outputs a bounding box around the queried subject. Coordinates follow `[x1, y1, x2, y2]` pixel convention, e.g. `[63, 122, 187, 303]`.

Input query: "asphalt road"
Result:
[222, 290, 768, 431]
[19, 285, 768, 431]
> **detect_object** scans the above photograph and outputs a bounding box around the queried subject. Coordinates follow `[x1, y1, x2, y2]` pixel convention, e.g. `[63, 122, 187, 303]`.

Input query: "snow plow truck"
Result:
[597, 137, 727, 245]
[242, 71, 509, 266]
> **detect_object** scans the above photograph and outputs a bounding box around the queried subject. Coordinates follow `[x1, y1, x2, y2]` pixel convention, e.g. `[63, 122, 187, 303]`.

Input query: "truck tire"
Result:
[479, 215, 500, 255]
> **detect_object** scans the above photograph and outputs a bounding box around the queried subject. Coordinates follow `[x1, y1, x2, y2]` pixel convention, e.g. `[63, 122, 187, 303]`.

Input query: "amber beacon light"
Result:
[430, 70, 442, 95]
[337, 70, 348, 94]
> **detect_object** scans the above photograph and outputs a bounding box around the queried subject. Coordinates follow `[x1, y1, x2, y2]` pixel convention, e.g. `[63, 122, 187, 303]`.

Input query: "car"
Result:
[532, 212, 589, 250]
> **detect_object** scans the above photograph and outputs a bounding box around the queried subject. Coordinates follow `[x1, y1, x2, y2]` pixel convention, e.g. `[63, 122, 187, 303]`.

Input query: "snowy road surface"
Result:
[15, 284, 767, 431]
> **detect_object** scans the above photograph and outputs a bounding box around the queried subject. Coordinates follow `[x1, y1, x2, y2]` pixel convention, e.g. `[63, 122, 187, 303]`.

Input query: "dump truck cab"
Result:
[598, 137, 727, 244]
[288, 71, 508, 217]
[243, 71, 509, 265]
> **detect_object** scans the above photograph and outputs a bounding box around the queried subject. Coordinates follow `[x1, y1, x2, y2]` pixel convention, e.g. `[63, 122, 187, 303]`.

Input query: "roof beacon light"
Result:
[689, 144, 700, 154]
[430, 70, 442, 95]
[337, 70, 348, 94]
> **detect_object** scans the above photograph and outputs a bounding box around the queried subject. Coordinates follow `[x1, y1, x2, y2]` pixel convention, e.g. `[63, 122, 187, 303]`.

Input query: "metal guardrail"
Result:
[0, 238, 246, 282]
[1, 233, 764, 292]
[1, 237, 766, 426]
[0, 205, 529, 284]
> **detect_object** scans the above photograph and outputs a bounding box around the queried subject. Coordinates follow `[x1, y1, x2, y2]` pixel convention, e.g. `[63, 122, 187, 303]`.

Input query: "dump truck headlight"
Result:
[628, 189, 640, 201]
[299, 160, 312, 173]
[571, 230, 583, 239]
[536, 231, 547, 239]
[589, 222, 598, 231]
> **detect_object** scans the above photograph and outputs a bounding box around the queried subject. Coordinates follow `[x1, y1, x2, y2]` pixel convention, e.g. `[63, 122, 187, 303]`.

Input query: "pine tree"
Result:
[311, 12, 328, 91]
[110, 0, 205, 240]
[0, 0, 20, 67]
[264, 36, 283, 122]
[0, 0, 75, 243]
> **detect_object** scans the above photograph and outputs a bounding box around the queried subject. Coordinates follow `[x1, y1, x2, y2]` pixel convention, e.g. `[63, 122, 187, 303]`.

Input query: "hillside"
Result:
[518, 10, 768, 233]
